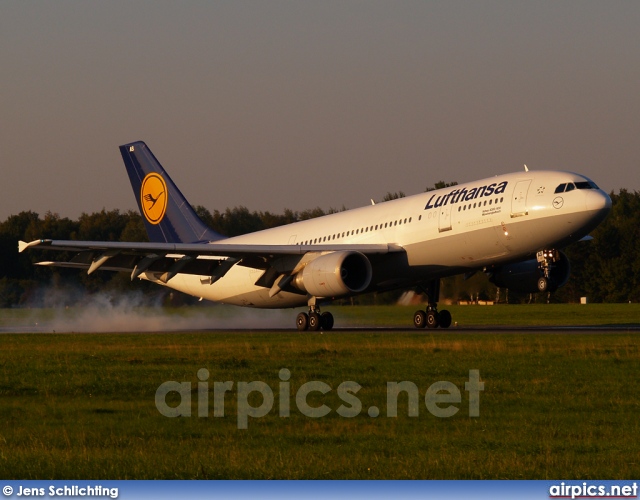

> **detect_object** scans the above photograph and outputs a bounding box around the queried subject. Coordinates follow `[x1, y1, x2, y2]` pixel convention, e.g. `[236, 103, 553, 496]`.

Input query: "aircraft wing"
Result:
[18, 239, 403, 285]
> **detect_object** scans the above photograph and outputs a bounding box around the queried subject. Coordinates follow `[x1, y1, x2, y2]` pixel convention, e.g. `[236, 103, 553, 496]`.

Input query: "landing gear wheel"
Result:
[321, 312, 334, 331]
[413, 310, 427, 329]
[308, 312, 321, 331]
[426, 310, 439, 329]
[296, 312, 309, 331]
[537, 276, 548, 293]
[438, 309, 452, 329]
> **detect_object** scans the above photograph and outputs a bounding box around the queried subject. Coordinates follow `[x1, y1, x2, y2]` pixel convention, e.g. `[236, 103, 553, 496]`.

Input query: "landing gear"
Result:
[438, 309, 452, 329]
[536, 249, 562, 293]
[413, 279, 452, 329]
[296, 312, 309, 331]
[321, 311, 334, 331]
[426, 309, 439, 329]
[296, 302, 334, 332]
[537, 276, 548, 293]
[413, 310, 426, 328]
[308, 312, 321, 331]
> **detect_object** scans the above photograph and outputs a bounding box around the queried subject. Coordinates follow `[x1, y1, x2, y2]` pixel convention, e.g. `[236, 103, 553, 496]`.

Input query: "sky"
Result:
[1, 1, 639, 220]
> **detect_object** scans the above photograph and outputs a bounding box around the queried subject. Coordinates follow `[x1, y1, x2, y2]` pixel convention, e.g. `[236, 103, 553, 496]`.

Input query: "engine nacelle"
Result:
[293, 251, 373, 298]
[489, 250, 571, 294]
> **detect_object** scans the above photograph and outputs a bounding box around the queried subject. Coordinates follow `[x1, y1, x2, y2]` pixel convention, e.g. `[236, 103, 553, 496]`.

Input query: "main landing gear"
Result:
[413, 280, 452, 329]
[296, 303, 334, 332]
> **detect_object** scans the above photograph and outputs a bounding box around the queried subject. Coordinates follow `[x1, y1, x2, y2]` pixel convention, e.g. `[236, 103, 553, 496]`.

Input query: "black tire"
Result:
[321, 312, 334, 331]
[426, 310, 439, 329]
[308, 312, 321, 331]
[296, 312, 309, 331]
[413, 310, 427, 329]
[537, 276, 548, 293]
[438, 309, 452, 329]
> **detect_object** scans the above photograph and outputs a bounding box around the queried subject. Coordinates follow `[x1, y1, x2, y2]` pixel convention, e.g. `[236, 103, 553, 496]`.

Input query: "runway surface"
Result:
[1, 325, 639, 334]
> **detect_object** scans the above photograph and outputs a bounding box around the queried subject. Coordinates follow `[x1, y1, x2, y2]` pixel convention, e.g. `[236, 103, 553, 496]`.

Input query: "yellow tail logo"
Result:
[140, 173, 168, 224]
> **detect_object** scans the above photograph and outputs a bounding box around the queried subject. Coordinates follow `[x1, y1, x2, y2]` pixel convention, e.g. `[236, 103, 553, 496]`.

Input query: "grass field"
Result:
[1, 304, 639, 479]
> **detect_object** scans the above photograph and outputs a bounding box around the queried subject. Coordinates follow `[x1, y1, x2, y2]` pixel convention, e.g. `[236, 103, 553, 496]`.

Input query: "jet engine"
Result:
[488, 249, 570, 294]
[293, 251, 373, 298]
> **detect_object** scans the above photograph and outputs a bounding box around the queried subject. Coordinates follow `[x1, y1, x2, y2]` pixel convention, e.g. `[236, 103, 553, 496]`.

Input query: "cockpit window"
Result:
[575, 181, 599, 190]
[556, 181, 599, 193]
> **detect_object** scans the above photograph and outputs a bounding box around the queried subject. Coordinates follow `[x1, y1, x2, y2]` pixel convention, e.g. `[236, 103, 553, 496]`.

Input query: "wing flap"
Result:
[31, 250, 238, 281]
[19, 239, 400, 256]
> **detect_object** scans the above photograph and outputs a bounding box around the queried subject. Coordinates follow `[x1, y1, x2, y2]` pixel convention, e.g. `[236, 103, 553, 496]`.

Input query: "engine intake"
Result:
[293, 251, 373, 298]
[488, 250, 571, 294]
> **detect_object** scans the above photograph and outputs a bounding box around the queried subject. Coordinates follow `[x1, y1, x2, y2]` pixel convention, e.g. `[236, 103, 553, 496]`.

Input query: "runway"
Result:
[1, 325, 639, 334]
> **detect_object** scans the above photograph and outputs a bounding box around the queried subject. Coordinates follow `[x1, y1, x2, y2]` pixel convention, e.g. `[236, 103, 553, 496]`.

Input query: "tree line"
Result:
[0, 188, 638, 307]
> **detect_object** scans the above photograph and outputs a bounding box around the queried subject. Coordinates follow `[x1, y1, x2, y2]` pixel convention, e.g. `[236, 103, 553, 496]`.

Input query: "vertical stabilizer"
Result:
[120, 141, 224, 243]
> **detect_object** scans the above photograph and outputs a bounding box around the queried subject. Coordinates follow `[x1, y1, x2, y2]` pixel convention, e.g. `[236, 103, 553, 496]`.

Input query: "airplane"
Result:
[19, 141, 611, 330]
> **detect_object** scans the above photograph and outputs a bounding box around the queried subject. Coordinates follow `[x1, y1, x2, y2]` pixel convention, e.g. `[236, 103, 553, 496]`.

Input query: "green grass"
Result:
[1, 329, 639, 479]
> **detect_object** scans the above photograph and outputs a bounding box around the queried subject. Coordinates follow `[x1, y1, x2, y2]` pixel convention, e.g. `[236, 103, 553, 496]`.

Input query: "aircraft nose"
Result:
[585, 189, 612, 214]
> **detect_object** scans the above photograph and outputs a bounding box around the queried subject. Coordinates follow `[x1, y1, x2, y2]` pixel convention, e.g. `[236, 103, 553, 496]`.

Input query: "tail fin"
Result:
[120, 141, 225, 243]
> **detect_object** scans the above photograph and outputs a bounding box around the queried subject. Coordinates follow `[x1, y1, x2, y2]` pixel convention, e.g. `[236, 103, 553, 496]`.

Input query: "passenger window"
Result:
[555, 184, 566, 194]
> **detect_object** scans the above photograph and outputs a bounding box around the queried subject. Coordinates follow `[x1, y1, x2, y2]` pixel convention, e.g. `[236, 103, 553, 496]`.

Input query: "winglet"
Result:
[18, 240, 43, 253]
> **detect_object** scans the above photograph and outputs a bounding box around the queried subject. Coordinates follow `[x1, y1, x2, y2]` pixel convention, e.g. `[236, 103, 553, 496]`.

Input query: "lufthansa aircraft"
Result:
[19, 141, 611, 330]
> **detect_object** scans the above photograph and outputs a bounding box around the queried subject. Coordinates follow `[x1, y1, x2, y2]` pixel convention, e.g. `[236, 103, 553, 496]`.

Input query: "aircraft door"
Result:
[511, 180, 531, 218]
[438, 205, 453, 232]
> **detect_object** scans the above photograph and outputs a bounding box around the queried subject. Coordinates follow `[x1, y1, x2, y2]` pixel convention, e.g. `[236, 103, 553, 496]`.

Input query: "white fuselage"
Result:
[145, 170, 610, 308]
